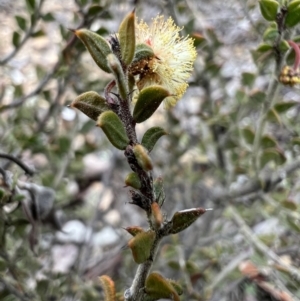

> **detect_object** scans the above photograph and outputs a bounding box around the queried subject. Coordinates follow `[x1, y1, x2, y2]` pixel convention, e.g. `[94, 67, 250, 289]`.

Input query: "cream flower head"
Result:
[131, 15, 197, 109]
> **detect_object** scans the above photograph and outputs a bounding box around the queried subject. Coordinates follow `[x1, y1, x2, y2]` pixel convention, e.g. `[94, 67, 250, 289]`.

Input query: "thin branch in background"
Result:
[35, 76, 65, 133]
[0, 0, 45, 66]
[0, 8, 107, 112]
[0, 153, 35, 176]
[228, 205, 300, 283]
[205, 249, 252, 297]
[211, 157, 300, 204]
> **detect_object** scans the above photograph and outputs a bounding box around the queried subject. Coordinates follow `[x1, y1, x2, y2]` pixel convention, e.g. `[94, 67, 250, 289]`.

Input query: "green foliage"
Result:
[97, 111, 129, 150]
[133, 86, 170, 123]
[1, 1, 300, 301]
[118, 10, 136, 65]
[141, 127, 168, 153]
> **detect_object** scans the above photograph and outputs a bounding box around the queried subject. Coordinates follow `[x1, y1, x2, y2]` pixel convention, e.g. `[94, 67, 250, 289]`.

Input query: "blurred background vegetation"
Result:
[0, 0, 300, 300]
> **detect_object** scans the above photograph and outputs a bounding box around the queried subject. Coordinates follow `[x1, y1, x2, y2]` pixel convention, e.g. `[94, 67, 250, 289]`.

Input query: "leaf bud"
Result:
[150, 202, 163, 229]
[133, 144, 153, 171]
[124, 172, 141, 190]
[107, 53, 128, 100]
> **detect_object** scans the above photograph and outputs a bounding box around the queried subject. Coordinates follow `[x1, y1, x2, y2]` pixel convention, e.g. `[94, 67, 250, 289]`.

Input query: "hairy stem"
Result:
[125, 236, 162, 301]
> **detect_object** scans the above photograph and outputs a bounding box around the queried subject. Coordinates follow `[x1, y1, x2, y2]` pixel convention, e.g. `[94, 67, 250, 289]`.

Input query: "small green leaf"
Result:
[133, 85, 170, 123]
[286, 216, 300, 232]
[266, 107, 281, 124]
[263, 27, 278, 42]
[145, 272, 180, 301]
[141, 127, 168, 152]
[279, 40, 290, 52]
[259, 0, 279, 21]
[127, 231, 155, 264]
[168, 261, 180, 270]
[242, 127, 255, 145]
[125, 172, 141, 189]
[286, 0, 300, 27]
[118, 10, 136, 65]
[205, 61, 222, 76]
[261, 135, 277, 148]
[256, 43, 273, 52]
[42, 12, 55, 22]
[75, 29, 112, 73]
[260, 148, 286, 167]
[205, 27, 223, 48]
[15, 16, 27, 31]
[70, 91, 109, 121]
[168, 280, 183, 296]
[96, 111, 129, 150]
[169, 208, 207, 234]
[281, 199, 298, 210]
[132, 43, 154, 63]
[12, 31, 21, 47]
[87, 5, 103, 16]
[25, 0, 35, 13]
[31, 29, 45, 38]
[191, 33, 206, 47]
[36, 280, 49, 296]
[123, 226, 144, 237]
[235, 89, 247, 103]
[291, 137, 300, 145]
[274, 101, 298, 113]
[249, 90, 266, 104]
[241, 72, 256, 88]
[133, 144, 153, 171]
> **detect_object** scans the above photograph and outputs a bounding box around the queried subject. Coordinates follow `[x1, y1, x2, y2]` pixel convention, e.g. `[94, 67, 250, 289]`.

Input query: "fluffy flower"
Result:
[132, 15, 197, 108]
